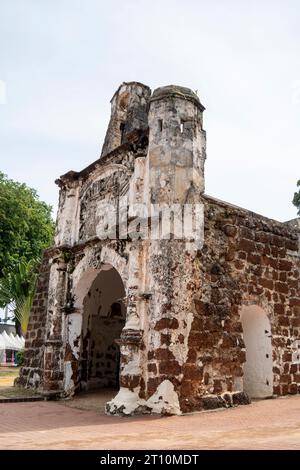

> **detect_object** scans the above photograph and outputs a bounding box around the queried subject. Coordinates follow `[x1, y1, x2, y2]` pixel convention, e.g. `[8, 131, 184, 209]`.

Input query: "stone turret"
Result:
[146, 85, 206, 205]
[101, 81, 151, 157]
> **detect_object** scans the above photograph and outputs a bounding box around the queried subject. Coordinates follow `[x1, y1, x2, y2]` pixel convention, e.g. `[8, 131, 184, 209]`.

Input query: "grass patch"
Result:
[0, 370, 19, 378]
[0, 386, 40, 398]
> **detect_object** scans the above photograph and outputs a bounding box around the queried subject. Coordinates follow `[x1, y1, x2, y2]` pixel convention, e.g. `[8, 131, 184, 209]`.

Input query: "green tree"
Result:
[293, 180, 300, 216]
[0, 259, 38, 335]
[0, 172, 54, 278]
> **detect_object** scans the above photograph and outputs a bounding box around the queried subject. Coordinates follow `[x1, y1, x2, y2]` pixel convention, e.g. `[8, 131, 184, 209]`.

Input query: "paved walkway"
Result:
[1, 395, 300, 450]
[61, 388, 117, 413]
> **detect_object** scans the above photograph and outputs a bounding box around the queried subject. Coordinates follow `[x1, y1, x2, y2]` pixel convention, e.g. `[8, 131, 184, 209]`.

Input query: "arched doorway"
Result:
[77, 265, 126, 393]
[240, 305, 273, 398]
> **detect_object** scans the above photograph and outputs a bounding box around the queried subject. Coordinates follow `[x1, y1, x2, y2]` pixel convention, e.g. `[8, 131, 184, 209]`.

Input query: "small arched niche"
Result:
[240, 305, 273, 399]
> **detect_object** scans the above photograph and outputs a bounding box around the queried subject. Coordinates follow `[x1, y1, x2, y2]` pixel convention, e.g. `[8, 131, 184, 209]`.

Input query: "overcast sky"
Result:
[0, 0, 299, 222]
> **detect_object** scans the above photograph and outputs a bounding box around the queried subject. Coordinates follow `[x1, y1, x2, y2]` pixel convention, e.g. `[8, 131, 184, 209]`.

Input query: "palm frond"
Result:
[0, 259, 39, 335]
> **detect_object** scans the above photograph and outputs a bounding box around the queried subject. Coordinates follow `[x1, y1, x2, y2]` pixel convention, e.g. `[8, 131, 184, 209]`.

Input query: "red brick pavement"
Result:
[0, 396, 300, 450]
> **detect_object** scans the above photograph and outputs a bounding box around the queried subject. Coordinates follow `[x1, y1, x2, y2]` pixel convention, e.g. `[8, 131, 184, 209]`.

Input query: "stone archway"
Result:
[78, 265, 126, 392]
[240, 305, 273, 398]
[63, 261, 127, 397]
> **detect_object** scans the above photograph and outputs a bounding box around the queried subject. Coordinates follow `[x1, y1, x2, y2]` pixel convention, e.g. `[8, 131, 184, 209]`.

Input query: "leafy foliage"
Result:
[0, 172, 54, 278]
[293, 180, 300, 216]
[16, 350, 24, 366]
[0, 259, 38, 334]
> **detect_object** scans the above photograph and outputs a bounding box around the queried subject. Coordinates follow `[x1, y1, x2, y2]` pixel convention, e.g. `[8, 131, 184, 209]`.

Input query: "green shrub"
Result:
[15, 350, 24, 366]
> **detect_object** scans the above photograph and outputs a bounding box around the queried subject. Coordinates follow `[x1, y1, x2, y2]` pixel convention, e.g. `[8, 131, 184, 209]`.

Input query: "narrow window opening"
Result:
[180, 121, 184, 133]
[158, 119, 163, 132]
[120, 122, 125, 142]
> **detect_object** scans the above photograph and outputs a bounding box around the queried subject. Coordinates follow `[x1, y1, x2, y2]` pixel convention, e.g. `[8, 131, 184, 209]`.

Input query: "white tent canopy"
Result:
[0, 331, 25, 351]
[0, 331, 24, 365]
[9, 332, 25, 349]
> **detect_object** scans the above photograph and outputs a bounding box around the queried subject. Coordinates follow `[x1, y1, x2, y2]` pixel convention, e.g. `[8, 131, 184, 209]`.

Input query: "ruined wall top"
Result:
[150, 85, 205, 112]
[100, 81, 151, 158]
[284, 218, 300, 231]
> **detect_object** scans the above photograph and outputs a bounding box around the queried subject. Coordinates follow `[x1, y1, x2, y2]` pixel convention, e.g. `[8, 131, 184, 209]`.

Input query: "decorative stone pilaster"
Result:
[42, 252, 69, 396]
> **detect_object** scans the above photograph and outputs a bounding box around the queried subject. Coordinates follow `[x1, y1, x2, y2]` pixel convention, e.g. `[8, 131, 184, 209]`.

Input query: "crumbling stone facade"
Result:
[18, 82, 300, 415]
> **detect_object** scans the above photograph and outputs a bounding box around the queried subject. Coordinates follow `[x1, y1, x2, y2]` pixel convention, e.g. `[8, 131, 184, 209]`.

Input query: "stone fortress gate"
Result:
[18, 82, 300, 415]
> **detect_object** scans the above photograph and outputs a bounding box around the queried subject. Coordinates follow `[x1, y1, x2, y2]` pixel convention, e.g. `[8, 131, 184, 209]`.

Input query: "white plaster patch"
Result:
[63, 361, 74, 393]
[30, 372, 40, 387]
[147, 380, 181, 415]
[107, 380, 181, 416]
[291, 339, 300, 364]
[170, 312, 194, 366]
[123, 315, 140, 330]
[67, 313, 82, 359]
[106, 387, 145, 415]
[55, 186, 80, 246]
[121, 352, 141, 376]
